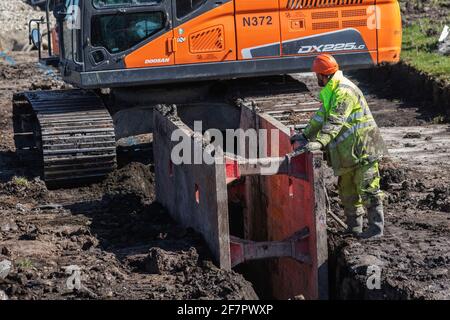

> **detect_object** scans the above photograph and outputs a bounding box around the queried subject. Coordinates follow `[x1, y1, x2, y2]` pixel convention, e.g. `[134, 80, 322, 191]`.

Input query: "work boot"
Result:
[344, 207, 364, 236]
[359, 202, 384, 239]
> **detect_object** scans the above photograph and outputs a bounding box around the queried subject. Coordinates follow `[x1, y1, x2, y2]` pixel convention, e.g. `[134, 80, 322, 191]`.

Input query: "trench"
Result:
[167, 100, 329, 300]
[352, 64, 450, 119]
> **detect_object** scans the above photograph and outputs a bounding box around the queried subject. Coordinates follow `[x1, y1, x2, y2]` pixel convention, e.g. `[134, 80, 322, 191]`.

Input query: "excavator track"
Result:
[13, 90, 117, 186]
[10, 76, 318, 187]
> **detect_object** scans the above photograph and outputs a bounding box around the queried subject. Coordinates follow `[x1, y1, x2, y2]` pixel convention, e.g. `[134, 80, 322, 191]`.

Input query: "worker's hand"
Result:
[303, 141, 323, 152]
[290, 133, 308, 149]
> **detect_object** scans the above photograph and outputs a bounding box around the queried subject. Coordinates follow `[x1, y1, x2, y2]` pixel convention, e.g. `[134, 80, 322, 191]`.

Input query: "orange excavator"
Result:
[15, 0, 402, 185]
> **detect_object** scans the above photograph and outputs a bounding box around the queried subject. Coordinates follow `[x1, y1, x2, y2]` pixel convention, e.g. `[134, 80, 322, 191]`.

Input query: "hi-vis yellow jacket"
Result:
[303, 71, 386, 176]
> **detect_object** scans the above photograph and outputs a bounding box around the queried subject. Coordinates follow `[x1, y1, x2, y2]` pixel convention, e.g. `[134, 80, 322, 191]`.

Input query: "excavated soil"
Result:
[1, 53, 448, 300]
[0, 53, 257, 300]
[398, 0, 450, 26]
[327, 161, 450, 299]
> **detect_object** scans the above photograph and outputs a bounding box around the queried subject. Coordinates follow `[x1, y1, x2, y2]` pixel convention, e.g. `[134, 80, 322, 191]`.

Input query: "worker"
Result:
[291, 54, 386, 239]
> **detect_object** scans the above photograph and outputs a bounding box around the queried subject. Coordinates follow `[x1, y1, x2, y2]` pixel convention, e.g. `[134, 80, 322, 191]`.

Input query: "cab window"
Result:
[61, 0, 82, 62]
[93, 0, 163, 8]
[176, 0, 207, 19]
[91, 12, 165, 53]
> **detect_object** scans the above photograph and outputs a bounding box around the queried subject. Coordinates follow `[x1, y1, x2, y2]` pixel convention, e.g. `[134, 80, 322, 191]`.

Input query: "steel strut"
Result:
[225, 149, 308, 182]
[230, 227, 311, 267]
[226, 149, 313, 267]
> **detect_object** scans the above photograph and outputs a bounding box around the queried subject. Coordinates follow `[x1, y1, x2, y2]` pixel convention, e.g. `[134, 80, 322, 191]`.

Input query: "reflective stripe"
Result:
[339, 82, 373, 121]
[346, 111, 374, 123]
[358, 96, 372, 118]
[329, 121, 377, 149]
[339, 82, 359, 93]
[312, 114, 324, 123]
[346, 111, 365, 122]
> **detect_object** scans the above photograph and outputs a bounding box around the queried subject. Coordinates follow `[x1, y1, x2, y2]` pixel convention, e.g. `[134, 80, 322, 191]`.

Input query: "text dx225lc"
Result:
[14, 0, 402, 186]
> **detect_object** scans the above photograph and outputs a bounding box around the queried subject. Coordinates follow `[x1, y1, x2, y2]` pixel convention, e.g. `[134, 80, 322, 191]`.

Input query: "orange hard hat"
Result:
[312, 54, 339, 75]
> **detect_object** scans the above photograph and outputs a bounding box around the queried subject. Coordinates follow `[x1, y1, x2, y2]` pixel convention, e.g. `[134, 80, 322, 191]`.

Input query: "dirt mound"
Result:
[399, 0, 450, 25]
[1, 169, 258, 300]
[0, 177, 47, 201]
[139, 247, 199, 275]
[0, 0, 43, 52]
[380, 160, 408, 190]
[0, 61, 66, 94]
[123, 247, 258, 299]
[102, 163, 154, 197]
[98, 163, 155, 210]
[420, 186, 450, 212]
[178, 260, 258, 300]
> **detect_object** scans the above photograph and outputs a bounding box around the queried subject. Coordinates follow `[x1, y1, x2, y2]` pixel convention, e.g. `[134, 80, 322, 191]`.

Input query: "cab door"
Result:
[171, 0, 236, 65]
[112, 1, 175, 69]
[234, 0, 281, 60]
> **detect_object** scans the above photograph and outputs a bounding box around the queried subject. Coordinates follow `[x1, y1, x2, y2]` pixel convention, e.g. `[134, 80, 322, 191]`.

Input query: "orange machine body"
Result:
[57, 0, 401, 88]
[51, 27, 60, 57]
[124, 0, 402, 69]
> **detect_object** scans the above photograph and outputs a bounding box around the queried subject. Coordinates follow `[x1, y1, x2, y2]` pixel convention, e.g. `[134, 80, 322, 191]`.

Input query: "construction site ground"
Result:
[0, 52, 448, 300]
[0, 0, 448, 301]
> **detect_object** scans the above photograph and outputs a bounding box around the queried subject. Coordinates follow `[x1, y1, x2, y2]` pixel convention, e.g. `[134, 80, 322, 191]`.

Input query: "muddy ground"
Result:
[1, 0, 450, 298]
[0, 53, 258, 300]
[1, 52, 449, 300]
[398, 0, 450, 26]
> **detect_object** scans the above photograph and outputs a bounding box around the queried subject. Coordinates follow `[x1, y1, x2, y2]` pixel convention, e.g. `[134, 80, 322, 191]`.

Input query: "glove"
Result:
[303, 141, 323, 152]
[290, 133, 308, 149]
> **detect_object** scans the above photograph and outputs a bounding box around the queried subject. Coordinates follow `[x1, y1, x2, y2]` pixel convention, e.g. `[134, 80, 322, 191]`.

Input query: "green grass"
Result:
[401, 19, 450, 84]
[12, 176, 29, 187]
[432, 115, 446, 124]
[16, 259, 33, 270]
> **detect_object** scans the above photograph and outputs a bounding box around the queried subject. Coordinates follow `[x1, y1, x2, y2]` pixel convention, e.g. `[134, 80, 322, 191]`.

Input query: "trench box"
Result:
[153, 103, 328, 299]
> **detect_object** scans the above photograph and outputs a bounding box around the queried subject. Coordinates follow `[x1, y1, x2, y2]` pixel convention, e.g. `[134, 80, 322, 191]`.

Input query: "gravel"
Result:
[0, 1, 43, 51]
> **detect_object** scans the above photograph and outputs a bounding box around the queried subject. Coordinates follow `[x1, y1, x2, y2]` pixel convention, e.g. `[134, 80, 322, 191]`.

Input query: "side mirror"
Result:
[31, 28, 41, 50]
